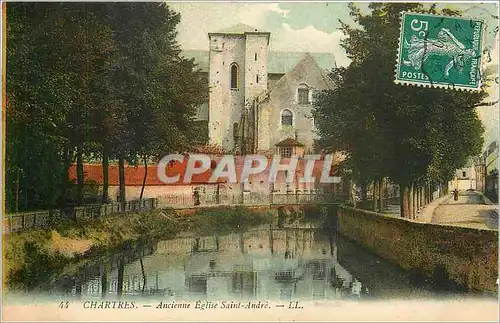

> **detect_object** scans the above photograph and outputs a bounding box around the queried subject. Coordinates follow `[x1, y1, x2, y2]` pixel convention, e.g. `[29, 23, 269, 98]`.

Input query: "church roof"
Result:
[182, 50, 336, 74]
[212, 23, 268, 34]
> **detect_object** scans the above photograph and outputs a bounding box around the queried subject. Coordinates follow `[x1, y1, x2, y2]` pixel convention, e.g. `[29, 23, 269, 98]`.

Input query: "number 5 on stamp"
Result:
[395, 12, 485, 91]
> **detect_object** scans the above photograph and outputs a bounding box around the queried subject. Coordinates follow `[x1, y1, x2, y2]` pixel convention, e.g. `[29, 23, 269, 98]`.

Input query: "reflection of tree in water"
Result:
[46, 228, 375, 301]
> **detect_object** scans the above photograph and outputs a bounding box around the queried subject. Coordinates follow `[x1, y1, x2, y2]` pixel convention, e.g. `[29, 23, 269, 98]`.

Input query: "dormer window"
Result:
[230, 63, 239, 89]
[297, 83, 310, 105]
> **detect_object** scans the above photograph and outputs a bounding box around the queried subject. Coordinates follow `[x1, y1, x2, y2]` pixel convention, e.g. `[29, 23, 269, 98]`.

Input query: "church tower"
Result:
[208, 24, 270, 152]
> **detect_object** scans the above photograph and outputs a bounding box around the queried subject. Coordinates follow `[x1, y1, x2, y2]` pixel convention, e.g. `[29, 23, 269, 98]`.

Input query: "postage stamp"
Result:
[395, 12, 485, 90]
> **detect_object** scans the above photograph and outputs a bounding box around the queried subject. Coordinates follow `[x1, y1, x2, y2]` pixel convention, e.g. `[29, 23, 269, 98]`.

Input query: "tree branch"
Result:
[474, 100, 498, 107]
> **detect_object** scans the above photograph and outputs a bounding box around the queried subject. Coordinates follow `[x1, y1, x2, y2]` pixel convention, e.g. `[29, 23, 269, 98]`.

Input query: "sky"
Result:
[168, 1, 499, 148]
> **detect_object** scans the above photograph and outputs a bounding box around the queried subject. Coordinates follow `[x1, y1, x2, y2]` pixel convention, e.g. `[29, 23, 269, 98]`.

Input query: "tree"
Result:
[6, 3, 114, 211]
[6, 2, 207, 211]
[314, 2, 488, 218]
[91, 3, 207, 202]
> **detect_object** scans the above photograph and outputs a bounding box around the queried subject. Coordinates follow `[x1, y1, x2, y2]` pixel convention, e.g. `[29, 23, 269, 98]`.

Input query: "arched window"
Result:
[230, 63, 239, 89]
[297, 83, 309, 105]
[281, 109, 293, 126]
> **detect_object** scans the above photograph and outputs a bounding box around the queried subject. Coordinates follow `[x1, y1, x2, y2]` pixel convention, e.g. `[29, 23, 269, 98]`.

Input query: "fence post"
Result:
[22, 214, 25, 231]
[33, 213, 37, 228]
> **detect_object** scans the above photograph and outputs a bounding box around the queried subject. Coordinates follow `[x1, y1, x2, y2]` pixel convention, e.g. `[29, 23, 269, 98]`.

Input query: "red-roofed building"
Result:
[68, 153, 346, 204]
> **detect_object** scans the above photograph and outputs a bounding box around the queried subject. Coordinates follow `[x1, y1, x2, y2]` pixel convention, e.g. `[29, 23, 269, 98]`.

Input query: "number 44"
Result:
[58, 301, 69, 309]
[411, 19, 429, 37]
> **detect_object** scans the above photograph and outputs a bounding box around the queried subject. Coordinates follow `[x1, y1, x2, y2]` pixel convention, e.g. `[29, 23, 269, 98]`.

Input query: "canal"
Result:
[22, 222, 486, 302]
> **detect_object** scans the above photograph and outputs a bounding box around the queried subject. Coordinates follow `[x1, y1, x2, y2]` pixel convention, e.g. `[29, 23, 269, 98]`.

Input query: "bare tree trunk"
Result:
[15, 168, 19, 213]
[412, 183, 417, 219]
[372, 181, 378, 212]
[408, 184, 414, 219]
[400, 185, 410, 218]
[102, 145, 109, 204]
[139, 156, 148, 201]
[416, 186, 420, 211]
[361, 183, 368, 202]
[63, 146, 75, 206]
[420, 187, 424, 207]
[76, 144, 84, 205]
[378, 177, 384, 213]
[118, 157, 126, 204]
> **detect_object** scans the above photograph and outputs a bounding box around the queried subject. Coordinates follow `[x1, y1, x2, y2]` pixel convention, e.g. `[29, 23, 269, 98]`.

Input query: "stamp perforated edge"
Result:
[394, 11, 488, 92]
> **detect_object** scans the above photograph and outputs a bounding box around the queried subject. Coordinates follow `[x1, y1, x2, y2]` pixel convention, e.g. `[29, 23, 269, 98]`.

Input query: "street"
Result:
[431, 191, 498, 230]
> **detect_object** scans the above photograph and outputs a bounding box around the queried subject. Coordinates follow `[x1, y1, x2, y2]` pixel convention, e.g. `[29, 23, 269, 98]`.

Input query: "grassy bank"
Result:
[4, 206, 272, 291]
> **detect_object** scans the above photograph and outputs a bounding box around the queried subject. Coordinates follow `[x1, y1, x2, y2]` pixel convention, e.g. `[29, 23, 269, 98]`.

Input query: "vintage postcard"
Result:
[1, 1, 499, 321]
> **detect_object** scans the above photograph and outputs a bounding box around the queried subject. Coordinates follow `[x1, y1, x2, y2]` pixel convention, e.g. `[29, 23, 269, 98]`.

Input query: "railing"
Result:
[4, 198, 157, 234]
[157, 192, 348, 208]
[4, 192, 345, 234]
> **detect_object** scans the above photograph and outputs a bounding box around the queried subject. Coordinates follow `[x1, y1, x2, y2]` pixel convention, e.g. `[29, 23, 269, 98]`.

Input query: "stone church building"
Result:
[184, 24, 336, 156]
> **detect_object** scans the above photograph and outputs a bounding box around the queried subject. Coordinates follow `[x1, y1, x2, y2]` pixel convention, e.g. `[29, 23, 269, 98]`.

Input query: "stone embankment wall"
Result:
[337, 206, 498, 292]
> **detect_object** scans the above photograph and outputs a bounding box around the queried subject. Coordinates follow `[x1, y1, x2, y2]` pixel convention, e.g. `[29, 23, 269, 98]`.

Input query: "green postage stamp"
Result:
[395, 12, 485, 90]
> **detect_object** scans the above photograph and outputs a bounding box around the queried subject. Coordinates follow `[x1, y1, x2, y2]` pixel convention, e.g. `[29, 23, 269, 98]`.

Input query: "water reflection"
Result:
[45, 225, 465, 301]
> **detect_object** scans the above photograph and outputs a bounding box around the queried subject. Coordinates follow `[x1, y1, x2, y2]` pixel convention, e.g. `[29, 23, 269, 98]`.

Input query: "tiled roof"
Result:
[182, 50, 336, 74]
[68, 162, 224, 186]
[68, 156, 341, 186]
[275, 138, 305, 147]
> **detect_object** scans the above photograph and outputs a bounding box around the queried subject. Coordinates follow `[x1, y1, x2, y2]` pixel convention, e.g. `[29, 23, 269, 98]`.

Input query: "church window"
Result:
[255, 53, 257, 61]
[297, 84, 310, 105]
[256, 75, 259, 83]
[230, 63, 239, 89]
[281, 109, 293, 126]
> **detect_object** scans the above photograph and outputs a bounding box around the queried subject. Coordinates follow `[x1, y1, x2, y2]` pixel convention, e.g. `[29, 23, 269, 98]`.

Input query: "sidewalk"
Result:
[431, 191, 498, 230]
[414, 193, 453, 223]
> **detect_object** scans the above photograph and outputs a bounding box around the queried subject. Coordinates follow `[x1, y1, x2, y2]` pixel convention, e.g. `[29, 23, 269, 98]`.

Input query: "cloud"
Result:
[168, 2, 290, 51]
[270, 23, 350, 67]
[169, 2, 350, 67]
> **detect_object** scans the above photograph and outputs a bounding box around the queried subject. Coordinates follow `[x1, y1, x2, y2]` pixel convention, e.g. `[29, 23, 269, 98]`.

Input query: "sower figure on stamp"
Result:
[403, 27, 476, 77]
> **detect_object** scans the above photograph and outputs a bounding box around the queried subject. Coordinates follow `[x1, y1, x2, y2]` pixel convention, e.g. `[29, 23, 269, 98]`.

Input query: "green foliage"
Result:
[314, 2, 487, 191]
[6, 3, 207, 212]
